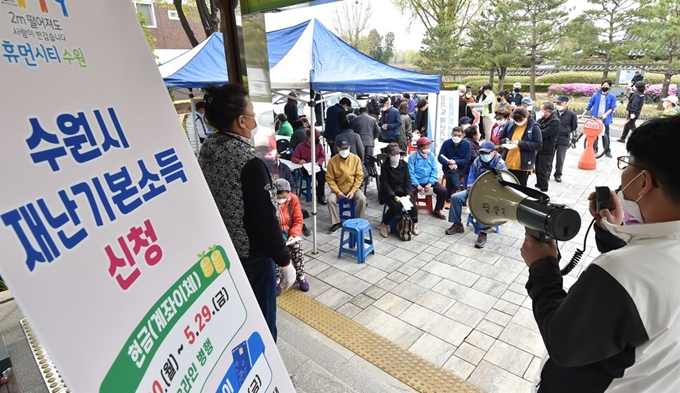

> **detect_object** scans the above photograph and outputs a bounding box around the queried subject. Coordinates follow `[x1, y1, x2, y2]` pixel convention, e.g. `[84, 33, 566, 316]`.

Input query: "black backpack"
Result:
[396, 212, 412, 241]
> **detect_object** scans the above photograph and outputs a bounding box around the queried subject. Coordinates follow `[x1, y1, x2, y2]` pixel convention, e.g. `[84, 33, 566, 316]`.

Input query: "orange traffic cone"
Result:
[578, 118, 604, 170]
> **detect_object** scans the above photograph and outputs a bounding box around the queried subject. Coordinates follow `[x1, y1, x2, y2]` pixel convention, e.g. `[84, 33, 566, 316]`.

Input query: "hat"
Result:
[634, 70, 640, 74]
[479, 141, 496, 153]
[459, 116, 472, 125]
[306, 128, 321, 139]
[274, 178, 291, 193]
[556, 96, 569, 103]
[662, 95, 678, 104]
[379, 97, 389, 105]
[337, 139, 351, 149]
[521, 97, 534, 105]
[385, 142, 403, 156]
[513, 82, 522, 88]
[416, 137, 431, 147]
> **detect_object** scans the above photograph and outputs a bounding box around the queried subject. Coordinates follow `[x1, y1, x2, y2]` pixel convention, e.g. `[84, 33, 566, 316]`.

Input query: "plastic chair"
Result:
[297, 171, 312, 203]
[363, 155, 380, 194]
[466, 214, 500, 235]
[338, 198, 356, 221]
[382, 204, 409, 233]
[338, 219, 375, 264]
[413, 189, 433, 214]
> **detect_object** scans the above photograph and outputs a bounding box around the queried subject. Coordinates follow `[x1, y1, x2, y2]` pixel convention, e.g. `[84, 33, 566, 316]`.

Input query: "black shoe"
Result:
[554, 176, 562, 182]
[534, 184, 540, 189]
[445, 223, 464, 235]
[617, 139, 626, 143]
[327, 223, 343, 233]
[475, 232, 488, 248]
[605, 152, 612, 158]
[431, 210, 446, 220]
[302, 224, 311, 237]
[318, 197, 327, 205]
[540, 188, 548, 192]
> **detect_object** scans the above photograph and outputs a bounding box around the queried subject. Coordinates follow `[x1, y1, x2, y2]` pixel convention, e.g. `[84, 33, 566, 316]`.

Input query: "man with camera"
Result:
[520, 116, 680, 392]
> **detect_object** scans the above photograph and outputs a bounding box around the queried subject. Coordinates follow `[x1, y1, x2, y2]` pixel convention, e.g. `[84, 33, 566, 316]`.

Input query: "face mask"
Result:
[421, 149, 430, 155]
[496, 119, 506, 125]
[601, 87, 610, 92]
[663, 102, 669, 109]
[389, 155, 400, 165]
[466, 93, 472, 98]
[514, 88, 520, 93]
[556, 105, 565, 112]
[480, 154, 492, 163]
[514, 119, 527, 127]
[452, 136, 462, 144]
[462, 124, 470, 130]
[617, 171, 646, 223]
[243, 115, 259, 137]
[339, 149, 350, 158]
[276, 198, 287, 205]
[526, 105, 533, 112]
[538, 110, 545, 119]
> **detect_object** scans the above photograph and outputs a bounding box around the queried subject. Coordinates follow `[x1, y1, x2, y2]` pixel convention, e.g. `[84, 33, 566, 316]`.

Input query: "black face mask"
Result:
[497, 97, 502, 102]
[514, 88, 520, 93]
[601, 87, 610, 92]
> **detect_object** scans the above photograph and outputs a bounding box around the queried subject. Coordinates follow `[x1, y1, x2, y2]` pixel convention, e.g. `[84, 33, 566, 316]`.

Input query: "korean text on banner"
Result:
[0, 1, 292, 392]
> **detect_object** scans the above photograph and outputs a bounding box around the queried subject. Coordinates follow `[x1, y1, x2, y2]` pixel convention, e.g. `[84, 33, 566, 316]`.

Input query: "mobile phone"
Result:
[596, 186, 611, 212]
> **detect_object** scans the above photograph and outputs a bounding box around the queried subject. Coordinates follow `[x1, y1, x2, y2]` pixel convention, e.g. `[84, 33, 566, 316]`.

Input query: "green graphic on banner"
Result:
[245, 0, 341, 14]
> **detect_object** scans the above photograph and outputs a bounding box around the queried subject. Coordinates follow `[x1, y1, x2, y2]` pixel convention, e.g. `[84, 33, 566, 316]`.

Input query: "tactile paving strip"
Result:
[277, 290, 483, 393]
[19, 319, 70, 393]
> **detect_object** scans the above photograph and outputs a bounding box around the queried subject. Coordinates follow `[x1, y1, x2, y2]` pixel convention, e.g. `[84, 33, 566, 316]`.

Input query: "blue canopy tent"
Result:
[158, 32, 228, 88]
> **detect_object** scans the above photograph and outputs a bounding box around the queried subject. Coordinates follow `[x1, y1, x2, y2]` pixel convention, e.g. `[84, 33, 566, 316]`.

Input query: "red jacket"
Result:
[292, 140, 325, 165]
[277, 193, 304, 238]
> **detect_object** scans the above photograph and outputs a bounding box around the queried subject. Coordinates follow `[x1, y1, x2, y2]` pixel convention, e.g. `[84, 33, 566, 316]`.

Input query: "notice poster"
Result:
[0, 1, 293, 392]
[434, 90, 459, 151]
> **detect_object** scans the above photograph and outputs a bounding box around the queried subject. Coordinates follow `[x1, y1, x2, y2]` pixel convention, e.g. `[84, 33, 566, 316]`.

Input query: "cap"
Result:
[458, 84, 467, 92]
[274, 178, 291, 193]
[379, 97, 389, 105]
[306, 128, 321, 139]
[416, 137, 431, 147]
[634, 70, 640, 74]
[513, 82, 522, 88]
[521, 97, 534, 105]
[479, 141, 496, 153]
[662, 95, 678, 104]
[556, 96, 569, 103]
[337, 139, 351, 149]
[459, 116, 472, 125]
[385, 142, 403, 156]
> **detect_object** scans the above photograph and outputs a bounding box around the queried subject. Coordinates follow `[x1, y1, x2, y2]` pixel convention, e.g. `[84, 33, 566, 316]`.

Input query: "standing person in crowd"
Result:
[292, 129, 327, 205]
[445, 141, 507, 248]
[405, 93, 417, 113]
[521, 97, 536, 120]
[469, 84, 495, 140]
[353, 107, 381, 157]
[194, 100, 216, 143]
[379, 97, 403, 144]
[284, 92, 300, 125]
[460, 85, 475, 122]
[273, 179, 309, 294]
[464, 124, 481, 170]
[582, 80, 616, 158]
[490, 108, 512, 148]
[325, 140, 366, 233]
[277, 113, 294, 136]
[439, 126, 472, 197]
[409, 137, 449, 219]
[520, 116, 680, 393]
[337, 117, 365, 162]
[553, 96, 578, 183]
[198, 84, 293, 342]
[499, 107, 543, 186]
[630, 69, 644, 85]
[535, 102, 560, 192]
[661, 96, 680, 117]
[379, 143, 420, 237]
[290, 119, 308, 149]
[496, 90, 510, 111]
[508, 82, 524, 107]
[618, 81, 646, 143]
[325, 97, 351, 156]
[414, 98, 429, 138]
[312, 90, 323, 126]
[398, 102, 413, 152]
[367, 95, 381, 120]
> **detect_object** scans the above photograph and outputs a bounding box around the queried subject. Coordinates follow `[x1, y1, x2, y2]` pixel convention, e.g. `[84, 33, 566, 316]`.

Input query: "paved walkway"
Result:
[287, 124, 628, 393]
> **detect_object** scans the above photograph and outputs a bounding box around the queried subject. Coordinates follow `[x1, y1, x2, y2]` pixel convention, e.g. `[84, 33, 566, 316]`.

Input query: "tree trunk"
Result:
[602, 55, 610, 81]
[174, 0, 199, 47]
[660, 67, 673, 110]
[488, 63, 495, 90]
[498, 66, 507, 90]
[530, 48, 536, 100]
[196, 0, 217, 37]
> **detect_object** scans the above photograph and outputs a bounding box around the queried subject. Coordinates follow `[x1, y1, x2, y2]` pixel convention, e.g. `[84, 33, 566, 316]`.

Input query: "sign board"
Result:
[618, 69, 637, 85]
[434, 90, 460, 151]
[0, 1, 292, 392]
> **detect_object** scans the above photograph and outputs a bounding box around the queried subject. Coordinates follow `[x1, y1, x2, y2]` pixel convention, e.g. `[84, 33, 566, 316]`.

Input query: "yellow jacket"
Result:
[326, 153, 364, 194]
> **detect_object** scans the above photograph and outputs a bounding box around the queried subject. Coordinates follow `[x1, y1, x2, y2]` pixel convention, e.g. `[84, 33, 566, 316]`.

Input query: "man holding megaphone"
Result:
[516, 117, 680, 392]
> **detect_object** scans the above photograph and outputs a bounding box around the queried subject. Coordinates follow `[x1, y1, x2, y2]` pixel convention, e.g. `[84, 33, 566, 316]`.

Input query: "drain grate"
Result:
[20, 319, 70, 393]
[277, 290, 482, 393]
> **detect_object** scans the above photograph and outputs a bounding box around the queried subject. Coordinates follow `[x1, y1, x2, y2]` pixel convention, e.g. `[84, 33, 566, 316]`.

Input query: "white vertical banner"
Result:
[433, 90, 459, 152]
[0, 1, 293, 392]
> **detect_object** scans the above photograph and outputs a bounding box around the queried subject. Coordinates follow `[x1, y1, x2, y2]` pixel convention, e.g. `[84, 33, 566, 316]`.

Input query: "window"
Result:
[168, 10, 179, 20]
[134, 2, 156, 28]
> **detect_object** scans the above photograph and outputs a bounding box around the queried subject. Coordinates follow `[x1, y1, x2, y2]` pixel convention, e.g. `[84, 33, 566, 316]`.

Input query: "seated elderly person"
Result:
[408, 137, 448, 219]
[325, 139, 366, 233]
[379, 143, 419, 237]
[445, 141, 507, 249]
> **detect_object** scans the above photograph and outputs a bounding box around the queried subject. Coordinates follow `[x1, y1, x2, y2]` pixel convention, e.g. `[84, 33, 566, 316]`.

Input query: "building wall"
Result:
[142, 1, 207, 50]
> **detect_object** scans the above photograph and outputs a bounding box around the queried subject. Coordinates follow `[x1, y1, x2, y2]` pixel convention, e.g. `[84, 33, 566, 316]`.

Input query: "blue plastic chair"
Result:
[338, 219, 375, 263]
[297, 171, 312, 203]
[381, 204, 406, 233]
[466, 214, 500, 235]
[338, 198, 356, 221]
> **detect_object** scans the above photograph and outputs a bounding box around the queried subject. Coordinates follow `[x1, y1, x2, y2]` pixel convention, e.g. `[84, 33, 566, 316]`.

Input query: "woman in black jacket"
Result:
[618, 81, 646, 143]
[414, 99, 429, 138]
[499, 108, 543, 186]
[379, 143, 419, 237]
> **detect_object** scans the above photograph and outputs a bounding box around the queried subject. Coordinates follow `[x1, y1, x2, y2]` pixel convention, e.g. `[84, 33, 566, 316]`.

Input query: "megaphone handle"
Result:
[525, 227, 551, 243]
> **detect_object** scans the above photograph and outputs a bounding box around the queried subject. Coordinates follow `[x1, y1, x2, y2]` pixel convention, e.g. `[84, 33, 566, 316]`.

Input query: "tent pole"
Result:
[189, 89, 200, 156]
[309, 87, 318, 254]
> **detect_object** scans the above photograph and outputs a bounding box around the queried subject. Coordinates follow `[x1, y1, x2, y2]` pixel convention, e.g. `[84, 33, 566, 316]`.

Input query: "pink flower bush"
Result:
[644, 84, 678, 101]
[548, 84, 601, 97]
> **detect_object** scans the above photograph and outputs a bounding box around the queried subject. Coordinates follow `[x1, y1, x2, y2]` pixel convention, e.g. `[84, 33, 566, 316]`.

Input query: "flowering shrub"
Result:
[548, 84, 601, 98]
[644, 84, 678, 101]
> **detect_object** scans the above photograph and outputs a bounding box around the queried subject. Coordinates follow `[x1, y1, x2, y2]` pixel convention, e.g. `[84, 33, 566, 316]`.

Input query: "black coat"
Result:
[556, 109, 578, 146]
[537, 112, 560, 154]
[414, 108, 428, 137]
[626, 92, 645, 117]
[500, 118, 543, 170]
[379, 160, 412, 204]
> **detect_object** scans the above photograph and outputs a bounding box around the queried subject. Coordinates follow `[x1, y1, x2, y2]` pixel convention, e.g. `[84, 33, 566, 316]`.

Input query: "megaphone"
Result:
[468, 169, 582, 242]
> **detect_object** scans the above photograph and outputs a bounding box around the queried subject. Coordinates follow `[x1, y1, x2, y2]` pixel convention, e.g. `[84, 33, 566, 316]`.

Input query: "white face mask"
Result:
[339, 149, 350, 158]
[538, 110, 545, 119]
[389, 154, 400, 165]
[465, 93, 472, 98]
[556, 105, 565, 112]
[452, 136, 462, 144]
[496, 119, 506, 126]
[276, 198, 287, 204]
[663, 102, 669, 109]
[421, 149, 430, 155]
[462, 124, 470, 130]
[514, 119, 527, 127]
[242, 115, 259, 137]
[617, 171, 646, 223]
[526, 105, 533, 112]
